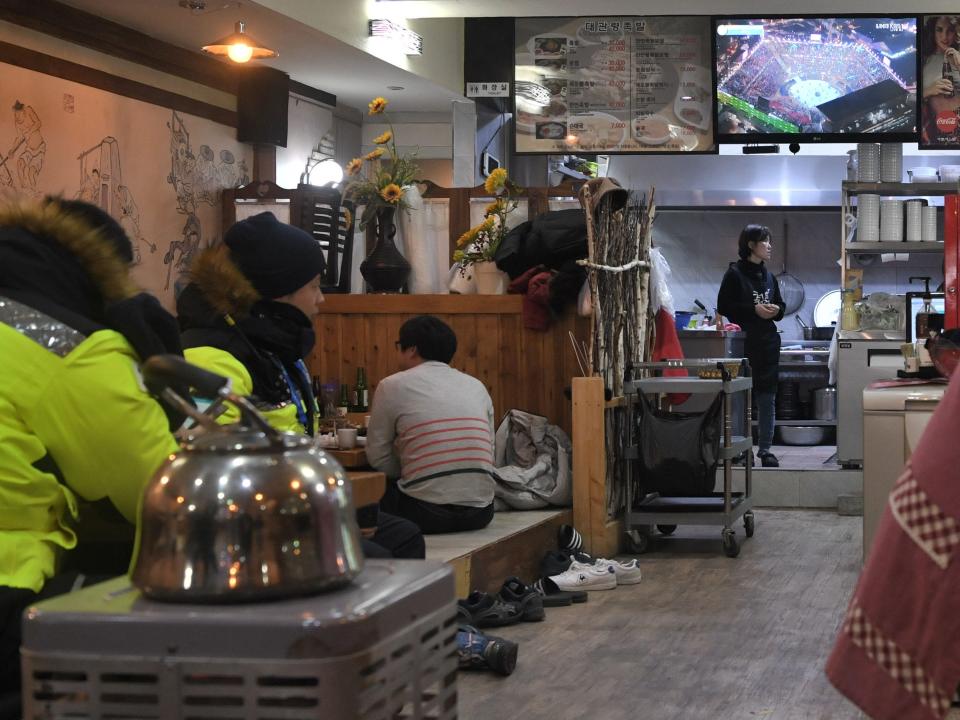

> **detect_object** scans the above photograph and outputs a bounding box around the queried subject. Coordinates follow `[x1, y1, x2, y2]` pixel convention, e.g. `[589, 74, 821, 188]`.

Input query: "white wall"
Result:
[276, 95, 335, 188]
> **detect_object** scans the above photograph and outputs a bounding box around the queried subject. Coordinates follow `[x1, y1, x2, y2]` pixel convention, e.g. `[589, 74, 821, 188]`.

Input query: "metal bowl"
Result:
[776, 425, 833, 446]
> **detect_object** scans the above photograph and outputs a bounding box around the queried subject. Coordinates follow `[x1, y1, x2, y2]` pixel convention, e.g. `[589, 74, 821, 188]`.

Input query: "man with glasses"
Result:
[367, 315, 496, 533]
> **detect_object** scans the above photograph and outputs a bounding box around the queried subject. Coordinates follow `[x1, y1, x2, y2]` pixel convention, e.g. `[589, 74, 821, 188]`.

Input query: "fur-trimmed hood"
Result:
[0, 199, 137, 304]
[188, 243, 260, 317]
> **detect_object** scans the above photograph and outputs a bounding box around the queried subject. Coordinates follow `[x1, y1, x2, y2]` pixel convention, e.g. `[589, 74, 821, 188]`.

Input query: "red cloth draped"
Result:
[826, 372, 960, 720]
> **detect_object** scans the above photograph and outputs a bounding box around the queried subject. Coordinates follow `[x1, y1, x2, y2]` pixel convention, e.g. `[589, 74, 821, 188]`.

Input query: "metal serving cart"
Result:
[623, 359, 755, 558]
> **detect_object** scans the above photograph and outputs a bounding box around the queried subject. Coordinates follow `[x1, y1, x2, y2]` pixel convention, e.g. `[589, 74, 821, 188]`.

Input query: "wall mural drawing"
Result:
[0, 61, 253, 309]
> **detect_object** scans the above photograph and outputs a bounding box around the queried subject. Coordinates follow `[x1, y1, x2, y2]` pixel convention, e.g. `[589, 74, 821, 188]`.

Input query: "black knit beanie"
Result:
[224, 212, 326, 299]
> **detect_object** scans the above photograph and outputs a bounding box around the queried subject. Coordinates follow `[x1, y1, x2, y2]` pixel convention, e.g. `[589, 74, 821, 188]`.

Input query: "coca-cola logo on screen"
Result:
[936, 111, 959, 134]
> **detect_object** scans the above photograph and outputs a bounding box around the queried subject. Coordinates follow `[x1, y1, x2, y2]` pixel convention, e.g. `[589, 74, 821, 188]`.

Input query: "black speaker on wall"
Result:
[237, 67, 289, 147]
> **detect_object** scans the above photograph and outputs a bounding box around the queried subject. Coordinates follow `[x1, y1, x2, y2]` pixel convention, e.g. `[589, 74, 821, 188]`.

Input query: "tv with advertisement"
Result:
[919, 15, 960, 149]
[714, 16, 919, 143]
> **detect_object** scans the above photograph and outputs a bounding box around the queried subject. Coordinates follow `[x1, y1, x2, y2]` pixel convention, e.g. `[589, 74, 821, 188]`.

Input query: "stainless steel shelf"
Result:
[842, 181, 959, 196]
[845, 241, 944, 254]
[625, 376, 752, 396]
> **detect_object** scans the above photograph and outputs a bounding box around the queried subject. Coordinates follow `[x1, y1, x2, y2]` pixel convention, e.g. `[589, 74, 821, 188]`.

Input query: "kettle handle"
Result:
[143, 355, 285, 441]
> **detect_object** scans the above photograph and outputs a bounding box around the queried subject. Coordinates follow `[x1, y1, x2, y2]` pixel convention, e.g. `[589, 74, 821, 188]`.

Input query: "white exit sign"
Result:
[466, 82, 510, 98]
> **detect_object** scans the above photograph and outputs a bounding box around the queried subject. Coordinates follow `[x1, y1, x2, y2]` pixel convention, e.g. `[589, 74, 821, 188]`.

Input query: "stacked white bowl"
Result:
[857, 143, 880, 182]
[905, 200, 923, 242]
[922, 206, 939, 242]
[880, 199, 904, 242]
[879, 144, 903, 183]
[910, 166, 938, 183]
[857, 194, 880, 242]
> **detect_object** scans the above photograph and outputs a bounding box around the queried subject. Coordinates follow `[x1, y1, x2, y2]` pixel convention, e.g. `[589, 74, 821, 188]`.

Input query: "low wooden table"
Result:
[329, 448, 368, 469]
[346, 470, 385, 508]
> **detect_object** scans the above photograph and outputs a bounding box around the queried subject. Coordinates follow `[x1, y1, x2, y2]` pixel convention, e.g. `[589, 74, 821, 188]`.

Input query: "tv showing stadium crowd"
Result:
[715, 17, 918, 140]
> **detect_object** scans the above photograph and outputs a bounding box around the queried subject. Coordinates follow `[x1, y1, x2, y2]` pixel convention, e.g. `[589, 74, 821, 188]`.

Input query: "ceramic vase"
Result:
[474, 260, 509, 294]
[360, 206, 411, 293]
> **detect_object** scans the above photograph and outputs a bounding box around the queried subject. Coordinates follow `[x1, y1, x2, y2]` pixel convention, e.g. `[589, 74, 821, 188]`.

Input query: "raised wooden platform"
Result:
[425, 509, 572, 597]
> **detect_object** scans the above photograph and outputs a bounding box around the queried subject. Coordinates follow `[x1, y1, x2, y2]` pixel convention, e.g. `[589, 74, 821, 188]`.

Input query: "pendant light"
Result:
[202, 21, 278, 63]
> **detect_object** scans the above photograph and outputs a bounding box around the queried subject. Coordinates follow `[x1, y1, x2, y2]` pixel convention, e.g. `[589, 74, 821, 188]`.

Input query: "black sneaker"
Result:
[497, 577, 545, 621]
[758, 450, 779, 468]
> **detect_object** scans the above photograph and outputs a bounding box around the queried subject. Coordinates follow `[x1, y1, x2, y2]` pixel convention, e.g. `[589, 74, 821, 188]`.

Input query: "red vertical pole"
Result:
[946, 195, 959, 330]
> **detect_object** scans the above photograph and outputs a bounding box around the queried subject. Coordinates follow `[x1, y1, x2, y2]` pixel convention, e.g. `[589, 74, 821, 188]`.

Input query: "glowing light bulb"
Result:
[228, 43, 253, 63]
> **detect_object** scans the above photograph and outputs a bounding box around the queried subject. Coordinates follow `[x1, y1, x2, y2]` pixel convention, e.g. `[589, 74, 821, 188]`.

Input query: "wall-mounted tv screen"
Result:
[714, 16, 919, 143]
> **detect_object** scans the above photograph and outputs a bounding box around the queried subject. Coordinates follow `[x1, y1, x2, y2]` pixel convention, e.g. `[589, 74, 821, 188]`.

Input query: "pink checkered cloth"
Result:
[826, 371, 960, 720]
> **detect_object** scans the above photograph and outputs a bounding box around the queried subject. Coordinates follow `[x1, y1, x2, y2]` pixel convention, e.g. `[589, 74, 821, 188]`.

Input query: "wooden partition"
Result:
[309, 295, 589, 435]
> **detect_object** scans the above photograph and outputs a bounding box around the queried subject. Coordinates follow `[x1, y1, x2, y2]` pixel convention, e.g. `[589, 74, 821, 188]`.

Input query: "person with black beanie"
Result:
[717, 224, 785, 468]
[0, 197, 184, 715]
[177, 211, 424, 560]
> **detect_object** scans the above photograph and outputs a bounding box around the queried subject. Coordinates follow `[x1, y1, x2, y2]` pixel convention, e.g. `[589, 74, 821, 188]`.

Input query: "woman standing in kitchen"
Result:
[717, 224, 785, 468]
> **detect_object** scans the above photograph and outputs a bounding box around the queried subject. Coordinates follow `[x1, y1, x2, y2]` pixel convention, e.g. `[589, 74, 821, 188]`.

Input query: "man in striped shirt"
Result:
[368, 315, 496, 534]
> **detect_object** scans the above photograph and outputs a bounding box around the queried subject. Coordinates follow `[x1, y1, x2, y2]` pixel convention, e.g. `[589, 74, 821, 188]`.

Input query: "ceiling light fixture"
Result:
[202, 21, 278, 63]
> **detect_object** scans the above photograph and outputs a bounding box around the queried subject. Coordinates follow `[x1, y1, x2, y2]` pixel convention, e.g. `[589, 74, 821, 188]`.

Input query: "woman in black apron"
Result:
[717, 224, 785, 467]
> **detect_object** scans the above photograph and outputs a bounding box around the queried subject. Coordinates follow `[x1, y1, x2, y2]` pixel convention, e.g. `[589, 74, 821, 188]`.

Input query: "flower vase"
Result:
[474, 260, 508, 294]
[360, 206, 411, 293]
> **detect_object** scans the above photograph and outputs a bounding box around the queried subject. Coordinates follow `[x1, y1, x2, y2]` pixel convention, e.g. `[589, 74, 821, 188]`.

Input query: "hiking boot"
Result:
[758, 450, 779, 468]
[456, 625, 518, 676]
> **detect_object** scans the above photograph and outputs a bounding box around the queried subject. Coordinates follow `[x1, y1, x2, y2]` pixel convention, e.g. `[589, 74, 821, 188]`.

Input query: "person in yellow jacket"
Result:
[0, 197, 182, 709]
[176, 212, 424, 560]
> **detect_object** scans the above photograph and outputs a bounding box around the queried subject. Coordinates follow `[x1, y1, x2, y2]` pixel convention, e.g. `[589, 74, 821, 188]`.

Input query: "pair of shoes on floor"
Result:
[758, 450, 779, 468]
[457, 579, 546, 628]
[456, 624, 518, 676]
[548, 557, 643, 591]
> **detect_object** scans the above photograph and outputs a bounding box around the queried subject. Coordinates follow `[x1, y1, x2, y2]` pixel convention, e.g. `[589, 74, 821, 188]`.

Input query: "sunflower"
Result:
[481, 216, 496, 233]
[380, 183, 403, 204]
[453, 249, 465, 262]
[483, 199, 503, 217]
[457, 226, 479, 248]
[346, 158, 363, 176]
[342, 207, 353, 229]
[483, 167, 508, 194]
[368, 97, 388, 115]
[364, 147, 385, 161]
[372, 130, 393, 145]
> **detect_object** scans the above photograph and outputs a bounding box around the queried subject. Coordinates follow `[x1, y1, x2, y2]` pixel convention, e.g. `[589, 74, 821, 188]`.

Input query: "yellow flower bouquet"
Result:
[453, 169, 522, 272]
[344, 97, 421, 228]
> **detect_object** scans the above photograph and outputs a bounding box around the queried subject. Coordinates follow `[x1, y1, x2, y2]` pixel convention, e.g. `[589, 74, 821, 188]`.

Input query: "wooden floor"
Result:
[457, 509, 863, 720]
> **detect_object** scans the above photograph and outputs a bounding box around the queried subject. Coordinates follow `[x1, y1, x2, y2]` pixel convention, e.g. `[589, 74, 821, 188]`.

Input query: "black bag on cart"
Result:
[634, 392, 722, 498]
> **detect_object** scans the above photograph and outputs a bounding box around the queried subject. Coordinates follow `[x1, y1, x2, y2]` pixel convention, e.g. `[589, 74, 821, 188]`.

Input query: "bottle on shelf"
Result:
[352, 367, 369, 412]
[336, 383, 351, 417]
[310, 375, 323, 420]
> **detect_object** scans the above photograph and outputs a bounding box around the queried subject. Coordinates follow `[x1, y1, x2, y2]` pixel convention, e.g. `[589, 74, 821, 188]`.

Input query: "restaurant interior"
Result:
[2, 1, 960, 719]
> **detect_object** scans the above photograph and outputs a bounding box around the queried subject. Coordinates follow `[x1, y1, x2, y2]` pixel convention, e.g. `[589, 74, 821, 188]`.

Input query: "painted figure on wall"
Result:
[116, 184, 156, 264]
[10, 101, 46, 195]
[74, 137, 155, 265]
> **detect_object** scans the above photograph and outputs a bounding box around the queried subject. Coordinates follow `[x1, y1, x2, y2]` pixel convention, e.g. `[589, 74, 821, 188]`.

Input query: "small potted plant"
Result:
[454, 168, 522, 294]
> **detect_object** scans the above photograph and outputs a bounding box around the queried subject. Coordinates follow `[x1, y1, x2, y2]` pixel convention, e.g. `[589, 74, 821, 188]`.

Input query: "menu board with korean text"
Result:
[515, 16, 716, 154]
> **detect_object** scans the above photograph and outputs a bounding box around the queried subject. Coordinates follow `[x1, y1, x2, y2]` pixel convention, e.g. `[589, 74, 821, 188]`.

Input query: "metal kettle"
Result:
[130, 355, 364, 603]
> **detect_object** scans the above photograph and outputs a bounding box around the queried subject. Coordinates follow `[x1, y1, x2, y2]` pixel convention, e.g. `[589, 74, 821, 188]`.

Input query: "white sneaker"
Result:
[596, 558, 643, 585]
[549, 563, 617, 591]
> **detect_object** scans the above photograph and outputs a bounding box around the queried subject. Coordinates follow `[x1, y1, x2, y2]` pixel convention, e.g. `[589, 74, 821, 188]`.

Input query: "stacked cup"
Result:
[880, 199, 904, 242]
[905, 200, 923, 242]
[922, 206, 939, 242]
[857, 143, 880, 182]
[857, 194, 880, 242]
[879, 144, 903, 183]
